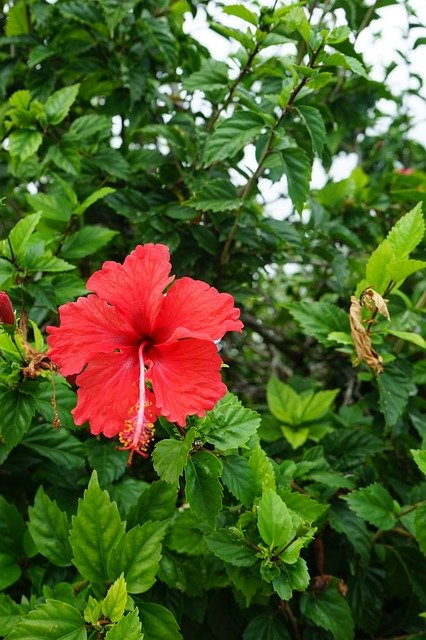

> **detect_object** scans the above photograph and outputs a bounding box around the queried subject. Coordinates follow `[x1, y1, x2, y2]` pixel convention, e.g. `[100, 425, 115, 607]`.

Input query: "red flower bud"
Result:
[0, 291, 15, 325]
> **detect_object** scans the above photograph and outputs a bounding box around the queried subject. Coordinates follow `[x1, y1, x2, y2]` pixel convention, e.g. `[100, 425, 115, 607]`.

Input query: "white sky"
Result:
[184, 0, 426, 206]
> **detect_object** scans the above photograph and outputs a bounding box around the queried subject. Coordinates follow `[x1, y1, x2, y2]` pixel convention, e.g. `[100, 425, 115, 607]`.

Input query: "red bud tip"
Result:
[0, 291, 15, 325]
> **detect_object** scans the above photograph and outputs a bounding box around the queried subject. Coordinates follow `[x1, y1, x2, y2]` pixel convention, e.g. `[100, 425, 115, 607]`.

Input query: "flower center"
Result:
[118, 343, 156, 463]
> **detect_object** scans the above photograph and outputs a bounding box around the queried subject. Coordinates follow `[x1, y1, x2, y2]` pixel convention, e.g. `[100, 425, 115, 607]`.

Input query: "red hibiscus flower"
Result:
[47, 244, 243, 460]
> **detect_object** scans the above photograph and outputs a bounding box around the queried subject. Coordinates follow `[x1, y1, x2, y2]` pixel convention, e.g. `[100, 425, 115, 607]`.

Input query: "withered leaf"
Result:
[362, 288, 390, 321]
[349, 295, 384, 374]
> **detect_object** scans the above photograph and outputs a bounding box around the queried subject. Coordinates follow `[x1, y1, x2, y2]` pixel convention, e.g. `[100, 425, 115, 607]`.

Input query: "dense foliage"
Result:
[0, 0, 425, 638]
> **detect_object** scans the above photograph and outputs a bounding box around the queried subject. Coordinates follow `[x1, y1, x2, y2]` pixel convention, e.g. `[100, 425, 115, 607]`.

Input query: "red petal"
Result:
[86, 244, 174, 336]
[152, 277, 243, 343]
[47, 295, 138, 376]
[146, 338, 227, 426]
[72, 348, 140, 437]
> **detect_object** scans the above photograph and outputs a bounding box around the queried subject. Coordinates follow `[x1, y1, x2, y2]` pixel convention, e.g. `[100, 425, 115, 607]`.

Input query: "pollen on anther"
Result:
[117, 401, 156, 463]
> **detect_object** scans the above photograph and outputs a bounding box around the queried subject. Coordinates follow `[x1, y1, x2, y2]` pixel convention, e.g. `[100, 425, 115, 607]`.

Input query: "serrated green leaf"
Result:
[152, 429, 195, 486]
[108, 522, 164, 594]
[6, 599, 86, 640]
[281, 425, 310, 449]
[0, 554, 21, 590]
[46, 143, 81, 176]
[386, 202, 424, 258]
[385, 330, 426, 350]
[343, 483, 396, 530]
[284, 6, 311, 42]
[249, 444, 276, 495]
[300, 580, 355, 640]
[221, 454, 256, 507]
[258, 489, 293, 549]
[378, 363, 414, 427]
[45, 84, 80, 125]
[8, 212, 41, 259]
[0, 389, 34, 452]
[328, 502, 371, 562]
[24, 251, 76, 273]
[187, 179, 242, 212]
[365, 240, 395, 293]
[267, 376, 301, 424]
[279, 490, 328, 525]
[74, 187, 116, 216]
[185, 451, 223, 528]
[8, 130, 42, 161]
[387, 258, 426, 283]
[206, 529, 257, 567]
[85, 439, 128, 485]
[204, 110, 265, 165]
[61, 226, 118, 260]
[203, 392, 260, 450]
[183, 59, 229, 94]
[287, 301, 350, 345]
[0, 593, 23, 636]
[326, 52, 369, 79]
[28, 487, 72, 567]
[223, 4, 258, 26]
[282, 147, 311, 213]
[415, 504, 426, 556]
[65, 114, 111, 141]
[296, 105, 326, 157]
[138, 602, 183, 640]
[69, 471, 126, 585]
[326, 25, 351, 44]
[0, 497, 26, 559]
[102, 574, 127, 622]
[105, 609, 143, 640]
[411, 449, 426, 475]
[127, 480, 177, 528]
[243, 614, 292, 640]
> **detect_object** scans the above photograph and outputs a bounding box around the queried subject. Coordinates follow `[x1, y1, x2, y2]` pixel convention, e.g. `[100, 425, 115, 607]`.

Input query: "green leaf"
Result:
[5, 0, 29, 36]
[0, 593, 23, 636]
[295, 105, 326, 157]
[385, 329, 426, 350]
[127, 480, 177, 528]
[69, 471, 126, 585]
[221, 454, 256, 507]
[61, 226, 118, 260]
[243, 614, 291, 640]
[105, 609, 143, 640]
[46, 143, 81, 176]
[326, 52, 369, 79]
[204, 110, 265, 165]
[300, 389, 339, 422]
[183, 60, 229, 95]
[387, 259, 426, 283]
[279, 490, 328, 525]
[187, 179, 242, 212]
[415, 503, 426, 556]
[326, 25, 352, 44]
[8, 212, 41, 260]
[185, 451, 223, 528]
[138, 602, 183, 640]
[65, 114, 111, 141]
[412, 449, 426, 475]
[206, 528, 257, 567]
[45, 84, 80, 125]
[267, 376, 301, 424]
[28, 487, 73, 567]
[108, 522, 164, 594]
[257, 489, 293, 549]
[287, 301, 350, 345]
[74, 187, 116, 216]
[249, 444, 276, 495]
[300, 579, 355, 640]
[152, 429, 195, 486]
[328, 502, 371, 562]
[0, 554, 21, 590]
[223, 4, 258, 26]
[282, 147, 311, 214]
[378, 363, 414, 427]
[6, 599, 87, 640]
[0, 389, 34, 452]
[102, 574, 127, 623]
[386, 202, 424, 258]
[203, 392, 261, 450]
[365, 240, 394, 293]
[86, 439, 128, 485]
[281, 425, 310, 449]
[342, 483, 397, 530]
[8, 130, 43, 162]
[0, 496, 25, 559]
[166, 510, 208, 556]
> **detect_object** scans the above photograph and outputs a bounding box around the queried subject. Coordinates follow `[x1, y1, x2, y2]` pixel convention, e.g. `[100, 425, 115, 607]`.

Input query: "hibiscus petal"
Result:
[72, 348, 140, 437]
[152, 277, 243, 344]
[47, 295, 139, 376]
[146, 338, 227, 426]
[86, 244, 174, 336]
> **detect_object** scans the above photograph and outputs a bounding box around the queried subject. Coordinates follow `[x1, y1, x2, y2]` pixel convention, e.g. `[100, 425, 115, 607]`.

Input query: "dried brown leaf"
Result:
[362, 288, 390, 321]
[349, 295, 384, 374]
